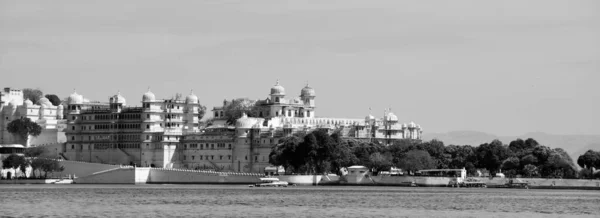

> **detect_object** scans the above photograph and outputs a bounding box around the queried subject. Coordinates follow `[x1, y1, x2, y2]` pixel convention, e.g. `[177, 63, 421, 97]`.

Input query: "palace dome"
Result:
[235, 113, 256, 129]
[111, 92, 126, 105]
[67, 92, 84, 104]
[142, 89, 155, 102]
[270, 81, 285, 95]
[365, 114, 375, 121]
[300, 84, 315, 97]
[408, 121, 416, 128]
[186, 91, 198, 104]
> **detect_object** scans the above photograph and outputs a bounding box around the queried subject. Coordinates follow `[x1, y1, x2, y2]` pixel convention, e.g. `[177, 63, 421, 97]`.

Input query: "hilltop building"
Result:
[0, 87, 66, 147]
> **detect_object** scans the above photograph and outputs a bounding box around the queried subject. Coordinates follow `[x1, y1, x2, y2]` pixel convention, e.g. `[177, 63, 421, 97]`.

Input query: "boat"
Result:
[249, 177, 289, 187]
[504, 179, 529, 189]
[460, 177, 487, 188]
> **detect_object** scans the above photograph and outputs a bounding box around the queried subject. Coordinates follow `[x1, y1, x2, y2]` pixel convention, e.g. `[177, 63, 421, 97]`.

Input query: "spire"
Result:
[147, 87, 151, 92]
[276, 79, 280, 85]
[190, 89, 194, 95]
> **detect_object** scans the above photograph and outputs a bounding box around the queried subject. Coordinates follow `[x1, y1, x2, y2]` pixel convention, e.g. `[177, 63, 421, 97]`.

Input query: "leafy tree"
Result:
[24, 146, 49, 178]
[520, 154, 538, 167]
[44, 94, 61, 106]
[198, 105, 207, 120]
[397, 150, 435, 173]
[501, 156, 520, 178]
[523, 164, 539, 177]
[39, 158, 63, 178]
[222, 98, 258, 125]
[6, 117, 42, 145]
[476, 140, 509, 176]
[23, 88, 43, 104]
[577, 150, 600, 170]
[366, 152, 393, 173]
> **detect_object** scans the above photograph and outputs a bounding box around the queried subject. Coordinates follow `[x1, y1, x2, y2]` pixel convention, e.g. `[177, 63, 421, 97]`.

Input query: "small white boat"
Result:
[249, 177, 289, 187]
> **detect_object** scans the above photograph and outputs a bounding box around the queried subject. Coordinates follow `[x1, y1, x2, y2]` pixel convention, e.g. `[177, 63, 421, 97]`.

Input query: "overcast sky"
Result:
[1, 0, 598, 136]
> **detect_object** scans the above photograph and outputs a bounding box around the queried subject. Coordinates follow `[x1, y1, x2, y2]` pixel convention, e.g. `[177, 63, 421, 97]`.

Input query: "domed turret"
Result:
[142, 88, 155, 102]
[408, 121, 416, 128]
[300, 84, 315, 97]
[386, 112, 398, 122]
[67, 91, 84, 104]
[24, 99, 33, 106]
[186, 90, 198, 104]
[235, 113, 256, 129]
[270, 80, 285, 95]
[365, 114, 375, 121]
[111, 91, 126, 105]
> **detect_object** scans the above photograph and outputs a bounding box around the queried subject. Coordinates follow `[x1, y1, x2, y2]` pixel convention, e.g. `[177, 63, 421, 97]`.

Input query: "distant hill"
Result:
[422, 131, 600, 160]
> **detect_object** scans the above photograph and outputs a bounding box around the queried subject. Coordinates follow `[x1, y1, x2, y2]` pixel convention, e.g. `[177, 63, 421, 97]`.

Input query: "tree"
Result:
[397, 150, 435, 173]
[476, 140, 509, 176]
[366, 152, 393, 173]
[44, 94, 61, 106]
[39, 158, 63, 178]
[523, 164, 539, 177]
[198, 105, 207, 120]
[577, 150, 600, 170]
[23, 88, 43, 104]
[222, 98, 258, 125]
[25, 146, 49, 178]
[501, 156, 520, 178]
[6, 117, 42, 145]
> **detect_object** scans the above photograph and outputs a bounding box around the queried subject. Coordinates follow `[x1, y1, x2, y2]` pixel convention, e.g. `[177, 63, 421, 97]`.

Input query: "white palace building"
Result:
[43, 82, 421, 173]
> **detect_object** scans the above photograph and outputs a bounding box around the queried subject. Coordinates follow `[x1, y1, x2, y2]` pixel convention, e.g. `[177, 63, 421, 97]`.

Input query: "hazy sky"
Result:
[1, 0, 599, 136]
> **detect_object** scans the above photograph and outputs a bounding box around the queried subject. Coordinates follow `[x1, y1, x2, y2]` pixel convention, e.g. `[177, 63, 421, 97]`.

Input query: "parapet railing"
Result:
[150, 167, 263, 177]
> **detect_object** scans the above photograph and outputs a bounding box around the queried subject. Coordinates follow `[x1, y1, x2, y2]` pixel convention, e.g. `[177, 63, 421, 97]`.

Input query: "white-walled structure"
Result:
[0, 87, 66, 147]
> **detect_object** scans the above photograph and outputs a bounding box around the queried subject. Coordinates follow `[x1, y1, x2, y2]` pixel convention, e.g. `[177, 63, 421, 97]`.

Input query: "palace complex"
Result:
[3, 82, 423, 173]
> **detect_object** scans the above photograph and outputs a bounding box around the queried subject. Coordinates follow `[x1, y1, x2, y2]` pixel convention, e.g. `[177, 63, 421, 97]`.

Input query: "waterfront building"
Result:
[62, 82, 422, 172]
[178, 82, 423, 173]
[62, 89, 202, 168]
[0, 87, 66, 146]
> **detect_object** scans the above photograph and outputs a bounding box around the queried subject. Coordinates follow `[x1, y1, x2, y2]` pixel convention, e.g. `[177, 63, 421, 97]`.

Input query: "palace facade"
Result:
[180, 82, 423, 173]
[62, 90, 201, 168]
[62, 82, 423, 173]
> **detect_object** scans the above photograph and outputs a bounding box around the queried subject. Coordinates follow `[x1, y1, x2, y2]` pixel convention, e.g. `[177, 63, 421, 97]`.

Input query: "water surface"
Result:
[0, 185, 598, 217]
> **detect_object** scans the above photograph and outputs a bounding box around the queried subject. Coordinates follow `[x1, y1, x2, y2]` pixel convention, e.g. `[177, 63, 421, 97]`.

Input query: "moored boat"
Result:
[249, 177, 289, 187]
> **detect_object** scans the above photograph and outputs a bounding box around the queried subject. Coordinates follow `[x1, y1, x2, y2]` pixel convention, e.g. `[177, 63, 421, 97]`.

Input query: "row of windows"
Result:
[182, 155, 266, 162]
[83, 124, 141, 130]
[183, 155, 231, 161]
[91, 114, 141, 120]
[70, 134, 140, 141]
[183, 143, 232, 150]
[74, 143, 141, 150]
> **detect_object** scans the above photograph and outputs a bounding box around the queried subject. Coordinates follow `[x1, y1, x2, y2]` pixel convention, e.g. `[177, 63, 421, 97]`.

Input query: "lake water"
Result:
[0, 185, 598, 217]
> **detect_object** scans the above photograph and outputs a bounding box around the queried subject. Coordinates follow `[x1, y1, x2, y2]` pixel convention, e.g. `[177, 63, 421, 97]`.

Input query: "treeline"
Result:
[269, 130, 593, 179]
[21, 88, 61, 106]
